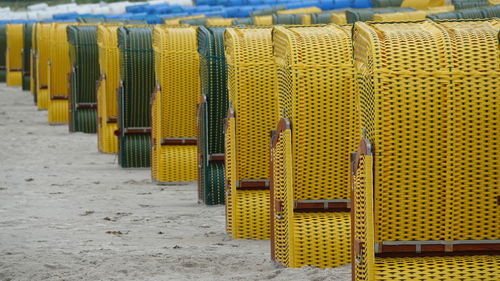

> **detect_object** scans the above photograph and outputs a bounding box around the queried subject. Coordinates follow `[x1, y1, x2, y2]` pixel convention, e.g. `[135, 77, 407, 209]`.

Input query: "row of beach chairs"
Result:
[1, 9, 498, 281]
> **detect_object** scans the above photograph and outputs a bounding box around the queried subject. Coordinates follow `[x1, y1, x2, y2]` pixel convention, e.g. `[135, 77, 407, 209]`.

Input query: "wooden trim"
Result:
[106, 117, 117, 124]
[237, 179, 268, 190]
[76, 103, 97, 109]
[40, 85, 48, 90]
[9, 68, 22, 71]
[377, 241, 500, 256]
[50, 95, 68, 100]
[161, 138, 197, 145]
[271, 118, 290, 147]
[124, 127, 151, 135]
[269, 129, 277, 260]
[293, 200, 350, 212]
[208, 154, 225, 162]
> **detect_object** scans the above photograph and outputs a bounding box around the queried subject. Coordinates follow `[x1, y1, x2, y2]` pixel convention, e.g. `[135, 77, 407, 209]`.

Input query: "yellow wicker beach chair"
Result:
[252, 15, 273, 25]
[5, 24, 23, 87]
[270, 25, 356, 268]
[224, 27, 277, 239]
[277, 6, 322, 15]
[35, 23, 51, 110]
[164, 15, 205, 26]
[351, 19, 500, 281]
[151, 26, 198, 183]
[47, 23, 70, 124]
[96, 24, 120, 154]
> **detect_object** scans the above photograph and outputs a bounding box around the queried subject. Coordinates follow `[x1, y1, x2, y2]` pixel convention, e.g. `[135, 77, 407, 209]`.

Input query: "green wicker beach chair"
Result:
[67, 25, 99, 133]
[197, 26, 228, 205]
[22, 23, 32, 91]
[0, 24, 6, 82]
[117, 26, 154, 168]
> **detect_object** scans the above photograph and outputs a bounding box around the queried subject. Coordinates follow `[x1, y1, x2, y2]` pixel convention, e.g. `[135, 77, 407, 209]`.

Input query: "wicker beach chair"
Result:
[151, 26, 198, 182]
[224, 27, 277, 239]
[21, 23, 32, 91]
[116, 26, 154, 168]
[197, 26, 228, 205]
[47, 23, 71, 124]
[270, 25, 356, 268]
[351, 19, 500, 281]
[6, 24, 23, 87]
[96, 24, 121, 154]
[67, 25, 99, 133]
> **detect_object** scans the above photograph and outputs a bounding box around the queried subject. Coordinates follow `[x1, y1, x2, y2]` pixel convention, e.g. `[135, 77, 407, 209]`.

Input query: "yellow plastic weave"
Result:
[6, 24, 23, 86]
[205, 18, 238, 26]
[271, 25, 355, 268]
[36, 23, 51, 110]
[372, 6, 454, 21]
[252, 15, 273, 25]
[224, 27, 277, 239]
[30, 23, 37, 95]
[277, 7, 322, 15]
[353, 19, 500, 281]
[331, 12, 348, 24]
[401, 0, 431, 9]
[151, 26, 198, 183]
[164, 15, 205, 25]
[490, 0, 500, 5]
[96, 24, 120, 153]
[47, 23, 70, 124]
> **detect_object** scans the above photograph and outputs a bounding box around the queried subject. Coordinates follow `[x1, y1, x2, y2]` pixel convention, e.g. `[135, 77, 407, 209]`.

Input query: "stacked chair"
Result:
[224, 27, 277, 239]
[5, 24, 23, 86]
[197, 26, 228, 205]
[35, 23, 51, 110]
[351, 19, 499, 280]
[47, 23, 71, 124]
[270, 24, 356, 268]
[96, 24, 121, 154]
[117, 26, 154, 168]
[0, 24, 5, 82]
[372, 5, 455, 21]
[67, 25, 99, 133]
[21, 23, 32, 91]
[164, 15, 205, 25]
[346, 7, 415, 23]
[151, 26, 198, 182]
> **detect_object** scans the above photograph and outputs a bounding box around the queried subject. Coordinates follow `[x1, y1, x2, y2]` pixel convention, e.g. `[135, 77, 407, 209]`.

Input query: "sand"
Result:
[0, 84, 351, 281]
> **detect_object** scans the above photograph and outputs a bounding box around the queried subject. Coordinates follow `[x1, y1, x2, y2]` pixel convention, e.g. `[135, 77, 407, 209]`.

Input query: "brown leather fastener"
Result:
[293, 200, 350, 212]
[76, 103, 97, 109]
[237, 179, 269, 190]
[107, 117, 117, 123]
[208, 154, 225, 162]
[161, 138, 197, 145]
[40, 85, 48, 90]
[50, 95, 68, 100]
[124, 127, 151, 135]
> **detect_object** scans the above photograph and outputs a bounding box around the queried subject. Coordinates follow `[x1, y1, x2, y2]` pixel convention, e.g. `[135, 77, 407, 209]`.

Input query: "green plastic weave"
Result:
[197, 26, 228, 205]
[67, 25, 99, 133]
[0, 24, 6, 82]
[117, 26, 154, 168]
[22, 23, 32, 91]
[346, 7, 415, 23]
[452, 0, 488, 10]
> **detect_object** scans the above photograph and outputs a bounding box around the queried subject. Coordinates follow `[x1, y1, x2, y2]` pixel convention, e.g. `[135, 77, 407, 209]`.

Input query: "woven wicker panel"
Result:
[355, 19, 499, 244]
[29, 23, 37, 96]
[352, 155, 375, 281]
[252, 15, 272, 25]
[197, 26, 228, 205]
[206, 18, 238, 26]
[151, 26, 198, 181]
[164, 15, 205, 25]
[48, 23, 70, 124]
[224, 27, 276, 239]
[346, 7, 415, 23]
[0, 24, 6, 82]
[117, 26, 153, 168]
[6, 24, 23, 86]
[275, 25, 357, 201]
[22, 23, 32, 91]
[376, 256, 500, 280]
[277, 6, 322, 15]
[224, 27, 278, 181]
[36, 23, 51, 110]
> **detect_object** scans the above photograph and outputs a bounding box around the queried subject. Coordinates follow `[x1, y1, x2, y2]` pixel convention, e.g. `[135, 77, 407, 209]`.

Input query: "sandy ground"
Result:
[0, 84, 351, 281]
